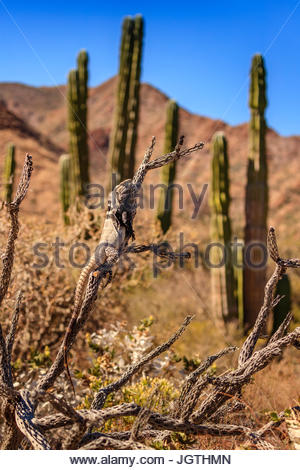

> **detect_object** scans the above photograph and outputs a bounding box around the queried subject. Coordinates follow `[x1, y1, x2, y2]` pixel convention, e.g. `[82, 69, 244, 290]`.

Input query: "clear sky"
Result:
[1, 0, 300, 136]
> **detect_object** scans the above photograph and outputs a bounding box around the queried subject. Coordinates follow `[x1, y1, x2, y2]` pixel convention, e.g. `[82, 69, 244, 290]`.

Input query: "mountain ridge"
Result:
[0, 77, 299, 251]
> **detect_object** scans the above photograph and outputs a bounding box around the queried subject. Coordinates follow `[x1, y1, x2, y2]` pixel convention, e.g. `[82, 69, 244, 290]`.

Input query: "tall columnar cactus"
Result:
[272, 274, 291, 334]
[124, 15, 144, 179]
[59, 154, 71, 225]
[68, 69, 81, 199]
[234, 239, 244, 328]
[157, 100, 179, 234]
[2, 144, 15, 203]
[210, 132, 238, 323]
[76, 50, 89, 187]
[109, 15, 143, 188]
[243, 54, 268, 330]
[67, 50, 89, 201]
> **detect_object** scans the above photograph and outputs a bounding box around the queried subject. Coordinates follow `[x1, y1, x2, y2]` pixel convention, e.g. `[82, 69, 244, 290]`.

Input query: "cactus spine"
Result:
[67, 50, 89, 201]
[3, 144, 15, 203]
[210, 132, 238, 323]
[109, 15, 143, 188]
[272, 274, 291, 334]
[243, 54, 268, 329]
[59, 154, 71, 225]
[157, 100, 179, 234]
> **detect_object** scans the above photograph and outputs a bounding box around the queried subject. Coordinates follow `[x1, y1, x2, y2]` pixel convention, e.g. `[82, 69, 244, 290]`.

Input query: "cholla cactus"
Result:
[210, 132, 238, 323]
[272, 273, 291, 334]
[244, 54, 268, 329]
[156, 100, 178, 233]
[2, 144, 15, 203]
[59, 154, 71, 225]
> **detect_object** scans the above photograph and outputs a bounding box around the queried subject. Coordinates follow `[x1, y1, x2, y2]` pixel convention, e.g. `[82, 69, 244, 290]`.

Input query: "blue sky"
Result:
[1, 0, 300, 136]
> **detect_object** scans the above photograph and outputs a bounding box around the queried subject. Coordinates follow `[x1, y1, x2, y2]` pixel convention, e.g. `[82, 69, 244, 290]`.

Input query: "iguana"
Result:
[63, 179, 137, 393]
[61, 137, 204, 393]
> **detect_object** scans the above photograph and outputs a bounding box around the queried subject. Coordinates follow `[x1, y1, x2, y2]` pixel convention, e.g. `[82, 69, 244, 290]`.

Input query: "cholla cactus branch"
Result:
[209, 400, 245, 423]
[268, 311, 293, 344]
[0, 382, 17, 401]
[79, 429, 167, 447]
[140, 141, 204, 173]
[14, 390, 51, 450]
[0, 155, 33, 307]
[132, 136, 156, 188]
[125, 242, 191, 261]
[0, 325, 10, 386]
[1, 150, 299, 451]
[239, 227, 300, 366]
[175, 346, 237, 419]
[81, 436, 149, 450]
[6, 291, 23, 365]
[91, 315, 193, 410]
[37, 139, 204, 394]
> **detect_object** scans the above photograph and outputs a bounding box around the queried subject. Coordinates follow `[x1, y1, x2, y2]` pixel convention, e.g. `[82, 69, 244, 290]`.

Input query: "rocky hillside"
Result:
[0, 77, 299, 253]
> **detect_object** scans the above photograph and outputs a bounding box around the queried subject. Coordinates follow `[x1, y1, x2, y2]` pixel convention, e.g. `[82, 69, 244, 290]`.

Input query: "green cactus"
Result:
[124, 14, 144, 179]
[77, 50, 89, 188]
[67, 50, 89, 201]
[157, 100, 179, 234]
[272, 274, 291, 334]
[233, 239, 244, 327]
[109, 15, 143, 188]
[109, 17, 134, 188]
[243, 54, 268, 330]
[2, 144, 15, 203]
[210, 132, 238, 323]
[59, 154, 71, 225]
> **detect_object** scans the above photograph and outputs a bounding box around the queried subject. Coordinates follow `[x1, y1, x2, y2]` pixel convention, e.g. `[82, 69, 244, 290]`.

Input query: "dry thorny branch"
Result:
[0, 142, 299, 450]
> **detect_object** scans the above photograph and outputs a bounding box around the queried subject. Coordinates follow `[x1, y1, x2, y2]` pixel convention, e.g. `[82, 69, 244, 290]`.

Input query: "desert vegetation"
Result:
[0, 15, 300, 451]
[0, 144, 299, 450]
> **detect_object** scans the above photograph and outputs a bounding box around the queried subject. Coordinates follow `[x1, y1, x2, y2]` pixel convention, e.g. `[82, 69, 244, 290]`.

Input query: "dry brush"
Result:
[0, 142, 299, 450]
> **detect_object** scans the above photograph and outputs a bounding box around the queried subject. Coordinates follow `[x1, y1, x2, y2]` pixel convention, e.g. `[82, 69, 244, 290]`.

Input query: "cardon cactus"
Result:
[76, 50, 89, 188]
[272, 274, 291, 334]
[67, 51, 89, 201]
[2, 144, 15, 203]
[109, 15, 143, 188]
[234, 239, 244, 327]
[59, 154, 71, 225]
[210, 132, 238, 323]
[243, 54, 268, 330]
[157, 100, 179, 234]
[124, 14, 144, 179]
